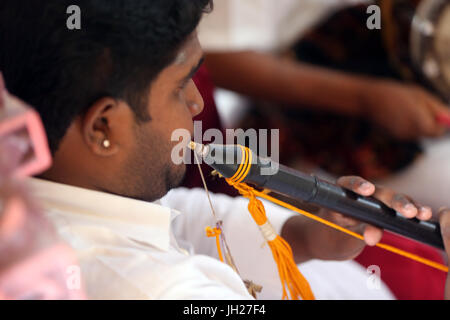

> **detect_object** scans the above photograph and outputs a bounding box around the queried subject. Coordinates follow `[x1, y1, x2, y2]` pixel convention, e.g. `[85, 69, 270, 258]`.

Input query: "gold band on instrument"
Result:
[230, 146, 253, 184]
[229, 145, 247, 182]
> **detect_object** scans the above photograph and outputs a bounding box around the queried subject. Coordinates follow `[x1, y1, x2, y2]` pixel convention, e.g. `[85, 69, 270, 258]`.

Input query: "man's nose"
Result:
[187, 80, 204, 117]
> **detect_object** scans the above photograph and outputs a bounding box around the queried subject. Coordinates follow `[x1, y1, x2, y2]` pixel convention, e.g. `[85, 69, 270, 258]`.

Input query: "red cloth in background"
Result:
[355, 232, 446, 300]
[185, 64, 447, 300]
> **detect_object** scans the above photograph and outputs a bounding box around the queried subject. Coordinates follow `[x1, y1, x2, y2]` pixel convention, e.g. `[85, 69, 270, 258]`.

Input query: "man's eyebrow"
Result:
[181, 57, 204, 83]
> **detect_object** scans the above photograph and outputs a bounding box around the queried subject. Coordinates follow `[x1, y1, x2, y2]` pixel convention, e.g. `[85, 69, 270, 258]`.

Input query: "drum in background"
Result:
[410, 0, 450, 102]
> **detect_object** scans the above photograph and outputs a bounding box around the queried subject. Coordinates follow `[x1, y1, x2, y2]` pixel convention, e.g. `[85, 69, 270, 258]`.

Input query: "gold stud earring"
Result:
[102, 139, 111, 148]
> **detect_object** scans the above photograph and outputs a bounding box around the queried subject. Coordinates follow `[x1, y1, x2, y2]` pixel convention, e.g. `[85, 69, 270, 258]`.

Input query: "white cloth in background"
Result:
[299, 259, 393, 300]
[199, 0, 371, 53]
[377, 135, 450, 212]
[27, 178, 394, 300]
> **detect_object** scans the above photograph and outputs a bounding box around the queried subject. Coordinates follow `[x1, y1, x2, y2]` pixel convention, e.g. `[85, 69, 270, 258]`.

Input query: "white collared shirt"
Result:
[27, 179, 394, 300]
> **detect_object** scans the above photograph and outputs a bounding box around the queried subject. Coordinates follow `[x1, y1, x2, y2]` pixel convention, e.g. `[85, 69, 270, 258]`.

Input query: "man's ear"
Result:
[81, 97, 122, 156]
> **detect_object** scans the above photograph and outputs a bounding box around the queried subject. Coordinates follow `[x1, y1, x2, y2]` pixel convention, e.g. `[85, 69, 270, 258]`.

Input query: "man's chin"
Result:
[137, 165, 186, 202]
[166, 163, 186, 191]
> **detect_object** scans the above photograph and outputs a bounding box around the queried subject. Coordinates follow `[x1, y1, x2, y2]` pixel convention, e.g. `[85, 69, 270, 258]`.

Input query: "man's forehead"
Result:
[174, 51, 187, 65]
[174, 34, 202, 66]
[156, 35, 203, 81]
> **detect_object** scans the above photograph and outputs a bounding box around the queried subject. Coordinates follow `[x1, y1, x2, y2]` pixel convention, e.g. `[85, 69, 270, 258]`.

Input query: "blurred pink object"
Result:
[0, 184, 86, 299]
[0, 72, 51, 178]
[0, 244, 85, 300]
[0, 197, 26, 240]
[0, 73, 85, 300]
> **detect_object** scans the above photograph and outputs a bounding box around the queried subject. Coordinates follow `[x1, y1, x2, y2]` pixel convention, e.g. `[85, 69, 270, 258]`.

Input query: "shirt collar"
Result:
[27, 178, 180, 252]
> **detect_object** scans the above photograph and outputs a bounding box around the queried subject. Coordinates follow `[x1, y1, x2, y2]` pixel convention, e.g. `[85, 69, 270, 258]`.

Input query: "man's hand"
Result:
[438, 208, 450, 300]
[284, 175, 433, 263]
[335, 176, 433, 245]
[362, 80, 449, 140]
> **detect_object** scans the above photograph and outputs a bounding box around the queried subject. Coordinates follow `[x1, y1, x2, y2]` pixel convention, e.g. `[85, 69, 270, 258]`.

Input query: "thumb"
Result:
[439, 208, 450, 252]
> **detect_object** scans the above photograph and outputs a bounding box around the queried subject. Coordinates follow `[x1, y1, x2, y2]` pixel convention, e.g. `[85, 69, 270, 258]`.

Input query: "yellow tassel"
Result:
[227, 180, 315, 300]
[206, 226, 224, 263]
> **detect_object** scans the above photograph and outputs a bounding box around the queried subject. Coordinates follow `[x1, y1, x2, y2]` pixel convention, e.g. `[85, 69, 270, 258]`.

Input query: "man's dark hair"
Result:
[0, 0, 212, 153]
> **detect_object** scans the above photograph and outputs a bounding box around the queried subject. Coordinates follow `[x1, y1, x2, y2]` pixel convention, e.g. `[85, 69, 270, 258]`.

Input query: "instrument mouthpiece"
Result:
[188, 141, 209, 158]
